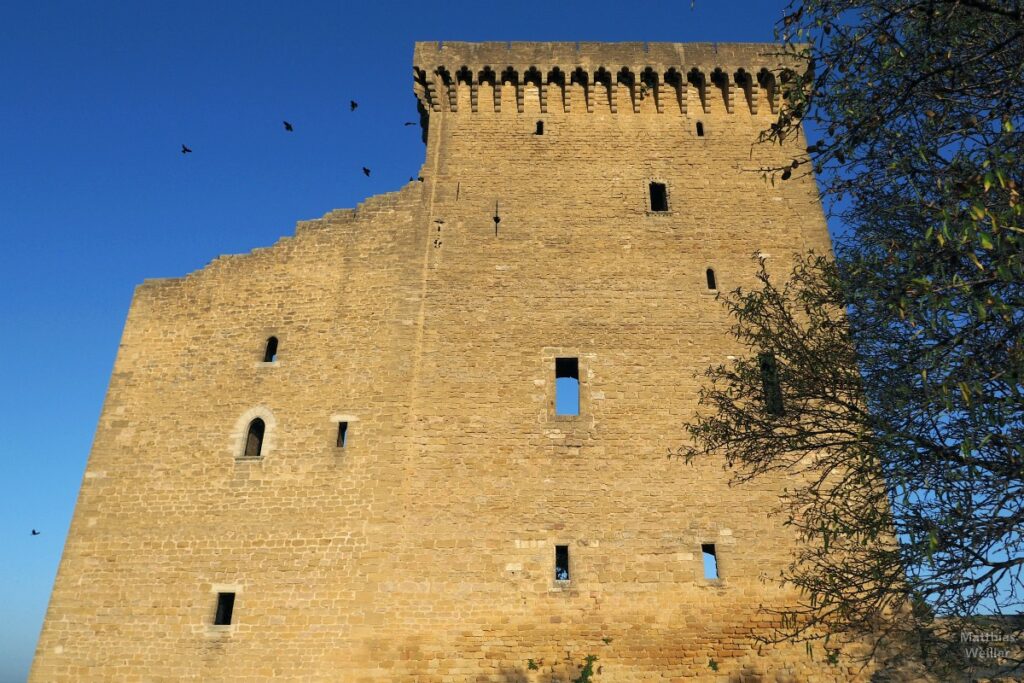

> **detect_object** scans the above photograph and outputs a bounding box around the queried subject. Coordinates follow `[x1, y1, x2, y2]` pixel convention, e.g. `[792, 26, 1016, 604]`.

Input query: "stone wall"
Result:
[32, 42, 863, 682]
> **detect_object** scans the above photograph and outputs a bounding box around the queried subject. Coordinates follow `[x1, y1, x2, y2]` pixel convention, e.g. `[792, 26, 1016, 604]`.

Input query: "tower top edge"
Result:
[413, 41, 793, 69]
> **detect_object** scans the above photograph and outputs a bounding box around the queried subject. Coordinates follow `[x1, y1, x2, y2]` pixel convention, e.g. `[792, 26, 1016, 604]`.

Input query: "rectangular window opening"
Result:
[649, 182, 668, 212]
[702, 544, 719, 580]
[758, 352, 785, 416]
[554, 357, 579, 416]
[214, 592, 236, 626]
[336, 421, 348, 448]
[555, 545, 570, 581]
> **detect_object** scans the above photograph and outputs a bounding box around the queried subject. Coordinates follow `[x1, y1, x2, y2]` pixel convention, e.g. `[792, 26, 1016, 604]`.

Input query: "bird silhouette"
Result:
[283, 121, 293, 132]
[31, 529, 40, 536]
[403, 121, 416, 126]
[362, 167, 371, 177]
[181, 144, 192, 154]
[350, 100, 358, 111]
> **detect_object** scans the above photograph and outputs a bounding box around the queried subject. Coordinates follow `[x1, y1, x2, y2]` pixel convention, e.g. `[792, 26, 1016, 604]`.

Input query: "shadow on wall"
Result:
[729, 667, 766, 683]
[475, 665, 771, 683]
[475, 666, 581, 683]
[479, 669, 529, 683]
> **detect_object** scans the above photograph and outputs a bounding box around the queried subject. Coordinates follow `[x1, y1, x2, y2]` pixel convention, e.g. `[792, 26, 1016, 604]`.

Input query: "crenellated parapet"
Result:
[413, 41, 795, 117]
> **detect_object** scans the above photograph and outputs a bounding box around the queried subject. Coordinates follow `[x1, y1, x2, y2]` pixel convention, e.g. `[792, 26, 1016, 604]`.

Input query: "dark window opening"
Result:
[336, 421, 348, 448]
[706, 268, 717, 290]
[759, 352, 785, 416]
[555, 545, 570, 581]
[214, 592, 235, 625]
[696, 121, 705, 137]
[555, 357, 579, 416]
[244, 418, 265, 458]
[649, 182, 668, 212]
[263, 336, 278, 363]
[701, 544, 719, 579]
[535, 120, 544, 135]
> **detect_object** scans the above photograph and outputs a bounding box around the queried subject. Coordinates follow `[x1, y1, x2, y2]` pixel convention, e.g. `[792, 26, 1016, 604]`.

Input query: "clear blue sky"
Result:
[0, 1, 790, 679]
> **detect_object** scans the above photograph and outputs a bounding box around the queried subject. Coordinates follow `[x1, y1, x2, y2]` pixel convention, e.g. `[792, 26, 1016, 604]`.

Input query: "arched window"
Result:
[696, 121, 705, 137]
[706, 268, 717, 290]
[535, 120, 544, 135]
[244, 418, 266, 458]
[263, 336, 278, 363]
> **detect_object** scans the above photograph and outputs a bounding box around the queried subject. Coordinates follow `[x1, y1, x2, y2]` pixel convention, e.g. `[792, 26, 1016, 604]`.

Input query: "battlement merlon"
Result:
[413, 41, 802, 116]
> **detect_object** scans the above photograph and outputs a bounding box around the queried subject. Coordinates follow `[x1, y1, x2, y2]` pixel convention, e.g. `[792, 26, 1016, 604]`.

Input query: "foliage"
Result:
[679, 0, 1024, 671]
[571, 655, 598, 683]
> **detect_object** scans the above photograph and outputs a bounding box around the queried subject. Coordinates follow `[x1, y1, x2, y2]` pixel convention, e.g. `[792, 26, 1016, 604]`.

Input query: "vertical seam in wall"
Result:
[406, 105, 446, 473]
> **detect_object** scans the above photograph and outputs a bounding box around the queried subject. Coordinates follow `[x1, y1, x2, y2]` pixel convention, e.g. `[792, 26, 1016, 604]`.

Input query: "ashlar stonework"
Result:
[32, 41, 871, 682]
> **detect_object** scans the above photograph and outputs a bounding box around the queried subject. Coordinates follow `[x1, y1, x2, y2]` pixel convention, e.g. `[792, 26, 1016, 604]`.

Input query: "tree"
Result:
[678, 0, 1024, 673]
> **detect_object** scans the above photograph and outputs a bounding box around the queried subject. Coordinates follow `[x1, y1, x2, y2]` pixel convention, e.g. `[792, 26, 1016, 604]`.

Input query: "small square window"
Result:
[214, 592, 235, 625]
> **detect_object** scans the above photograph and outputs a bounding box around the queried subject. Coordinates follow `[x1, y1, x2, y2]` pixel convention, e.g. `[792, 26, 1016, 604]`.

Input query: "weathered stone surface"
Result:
[32, 41, 861, 682]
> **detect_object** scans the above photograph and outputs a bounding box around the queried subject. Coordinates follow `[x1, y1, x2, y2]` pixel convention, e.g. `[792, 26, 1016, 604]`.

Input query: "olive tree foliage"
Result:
[677, 0, 1024, 670]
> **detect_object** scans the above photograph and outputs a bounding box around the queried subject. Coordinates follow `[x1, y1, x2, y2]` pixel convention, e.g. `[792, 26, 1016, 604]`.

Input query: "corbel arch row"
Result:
[415, 64, 783, 115]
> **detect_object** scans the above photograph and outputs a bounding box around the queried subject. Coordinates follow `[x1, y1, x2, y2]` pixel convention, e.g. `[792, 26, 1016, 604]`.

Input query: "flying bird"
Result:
[31, 529, 40, 536]
[181, 144, 192, 154]
[283, 121, 293, 132]
[350, 100, 358, 111]
[362, 167, 371, 177]
[403, 121, 416, 126]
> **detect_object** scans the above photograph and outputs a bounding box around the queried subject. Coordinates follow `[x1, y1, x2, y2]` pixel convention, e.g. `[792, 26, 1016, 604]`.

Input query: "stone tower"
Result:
[32, 42, 848, 681]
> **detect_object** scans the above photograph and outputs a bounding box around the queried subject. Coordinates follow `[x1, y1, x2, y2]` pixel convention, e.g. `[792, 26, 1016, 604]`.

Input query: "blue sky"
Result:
[0, 1, 791, 679]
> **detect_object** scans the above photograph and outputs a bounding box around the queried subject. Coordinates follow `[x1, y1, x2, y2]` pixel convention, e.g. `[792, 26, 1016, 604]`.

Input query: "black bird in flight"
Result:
[403, 121, 416, 126]
[362, 167, 371, 177]
[181, 144, 192, 154]
[350, 100, 358, 111]
[283, 121, 294, 132]
[31, 529, 40, 536]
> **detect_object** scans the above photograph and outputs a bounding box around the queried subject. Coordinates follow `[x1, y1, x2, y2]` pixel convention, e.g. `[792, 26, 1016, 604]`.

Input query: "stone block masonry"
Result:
[32, 42, 866, 681]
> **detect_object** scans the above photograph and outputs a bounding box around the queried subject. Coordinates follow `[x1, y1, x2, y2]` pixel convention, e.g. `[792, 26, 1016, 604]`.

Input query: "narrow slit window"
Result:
[214, 592, 235, 625]
[555, 357, 579, 416]
[535, 120, 544, 135]
[759, 352, 785, 416]
[244, 418, 265, 458]
[263, 336, 278, 363]
[555, 545, 570, 581]
[706, 268, 717, 290]
[696, 121, 705, 137]
[649, 182, 668, 212]
[701, 544, 719, 579]
[336, 421, 348, 448]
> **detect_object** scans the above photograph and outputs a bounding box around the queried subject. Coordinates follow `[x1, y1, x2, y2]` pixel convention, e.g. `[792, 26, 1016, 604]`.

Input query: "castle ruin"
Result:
[32, 41, 855, 681]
